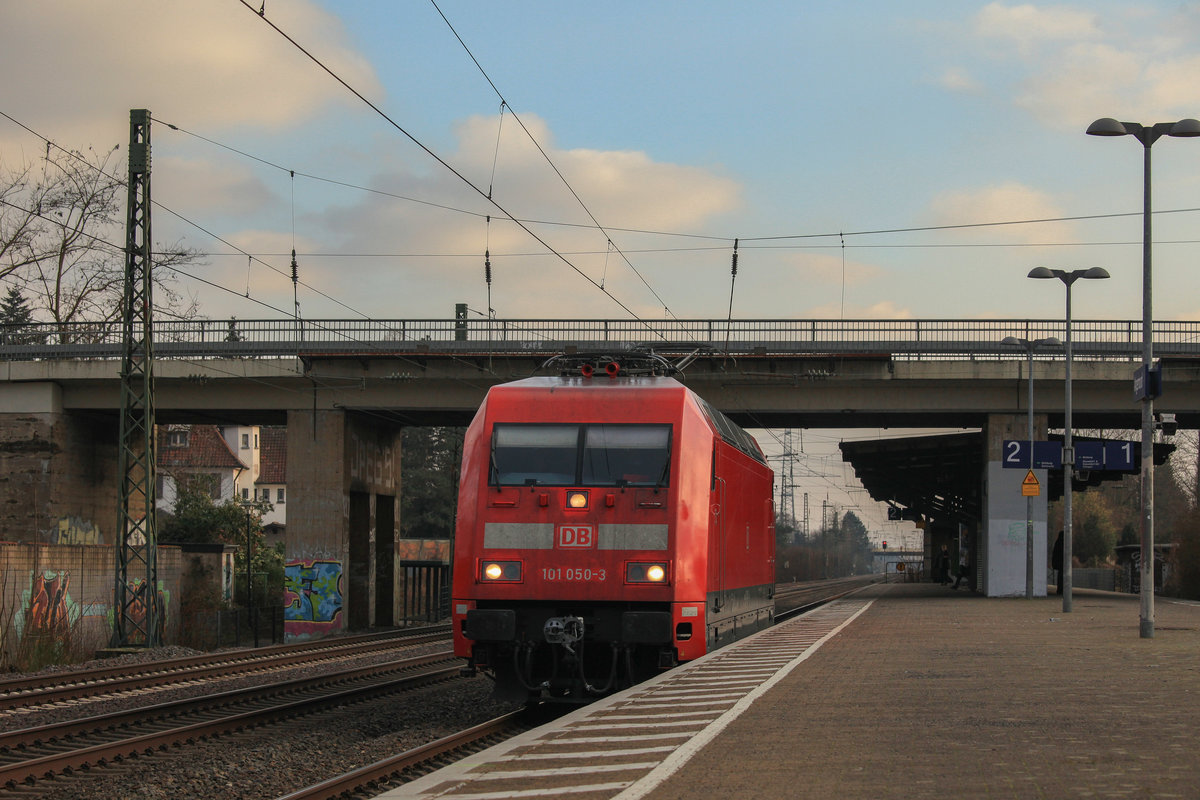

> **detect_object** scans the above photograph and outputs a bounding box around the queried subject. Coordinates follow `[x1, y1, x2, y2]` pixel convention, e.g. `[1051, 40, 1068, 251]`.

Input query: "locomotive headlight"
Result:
[626, 562, 669, 584]
[481, 560, 522, 582]
[566, 490, 589, 509]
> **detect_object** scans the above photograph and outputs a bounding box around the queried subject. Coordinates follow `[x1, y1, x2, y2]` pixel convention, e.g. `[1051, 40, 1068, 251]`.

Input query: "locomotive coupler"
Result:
[543, 616, 586, 654]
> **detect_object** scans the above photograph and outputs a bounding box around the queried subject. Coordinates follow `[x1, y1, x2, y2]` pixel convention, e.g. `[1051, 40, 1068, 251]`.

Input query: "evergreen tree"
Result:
[0, 284, 41, 344]
[400, 427, 465, 539]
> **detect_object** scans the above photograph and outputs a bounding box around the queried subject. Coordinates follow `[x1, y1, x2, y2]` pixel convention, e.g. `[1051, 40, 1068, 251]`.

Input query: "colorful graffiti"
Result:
[20, 571, 74, 641]
[113, 579, 170, 645]
[54, 517, 104, 545]
[284, 559, 344, 637]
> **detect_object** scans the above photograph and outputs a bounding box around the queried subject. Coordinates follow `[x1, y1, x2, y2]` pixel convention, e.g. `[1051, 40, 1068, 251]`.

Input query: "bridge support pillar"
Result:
[0, 383, 119, 545]
[284, 409, 401, 641]
[981, 414, 1049, 597]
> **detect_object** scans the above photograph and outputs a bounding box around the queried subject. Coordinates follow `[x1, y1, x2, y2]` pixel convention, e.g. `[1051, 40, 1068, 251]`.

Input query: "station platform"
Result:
[380, 582, 1200, 799]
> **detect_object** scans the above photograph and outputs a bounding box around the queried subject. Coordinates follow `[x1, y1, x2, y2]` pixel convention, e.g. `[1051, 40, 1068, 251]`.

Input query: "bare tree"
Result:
[0, 145, 198, 333]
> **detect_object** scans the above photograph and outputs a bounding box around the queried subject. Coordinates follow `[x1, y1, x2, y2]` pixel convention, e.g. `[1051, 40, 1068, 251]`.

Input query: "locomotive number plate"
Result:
[540, 567, 607, 582]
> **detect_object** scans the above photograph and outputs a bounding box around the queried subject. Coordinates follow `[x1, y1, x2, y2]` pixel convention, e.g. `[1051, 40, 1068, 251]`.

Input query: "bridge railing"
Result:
[2, 318, 1198, 360]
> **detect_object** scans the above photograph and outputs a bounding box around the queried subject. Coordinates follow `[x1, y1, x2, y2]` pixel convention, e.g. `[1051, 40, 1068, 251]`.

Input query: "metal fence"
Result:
[182, 604, 284, 650]
[398, 563, 451, 625]
[5, 318, 1200, 361]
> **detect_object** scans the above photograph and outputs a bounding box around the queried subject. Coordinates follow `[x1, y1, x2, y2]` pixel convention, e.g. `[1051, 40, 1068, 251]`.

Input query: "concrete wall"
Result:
[0, 387, 120, 546]
[0, 542, 182, 668]
[283, 410, 401, 641]
[981, 414, 1049, 597]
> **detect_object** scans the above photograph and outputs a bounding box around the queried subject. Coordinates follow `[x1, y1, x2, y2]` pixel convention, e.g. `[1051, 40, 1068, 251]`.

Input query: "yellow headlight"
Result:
[567, 491, 588, 509]
[626, 562, 669, 584]
[481, 561, 522, 582]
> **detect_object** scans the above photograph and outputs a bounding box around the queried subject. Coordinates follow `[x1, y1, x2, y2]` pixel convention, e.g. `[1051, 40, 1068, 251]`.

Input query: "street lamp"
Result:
[1028, 267, 1110, 613]
[1086, 117, 1200, 638]
[1001, 335, 1062, 599]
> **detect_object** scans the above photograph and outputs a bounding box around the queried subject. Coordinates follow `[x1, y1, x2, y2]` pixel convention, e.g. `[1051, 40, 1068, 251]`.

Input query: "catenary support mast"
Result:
[112, 109, 162, 647]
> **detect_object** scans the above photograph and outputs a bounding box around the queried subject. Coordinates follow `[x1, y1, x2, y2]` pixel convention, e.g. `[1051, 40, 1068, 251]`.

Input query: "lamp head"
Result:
[1170, 118, 1200, 137]
[1082, 267, 1110, 280]
[1087, 118, 1128, 136]
[1027, 267, 1056, 279]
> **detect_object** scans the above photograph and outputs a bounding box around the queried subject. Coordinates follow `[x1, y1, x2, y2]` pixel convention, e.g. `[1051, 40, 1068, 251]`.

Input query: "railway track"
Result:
[277, 707, 559, 800]
[0, 648, 460, 795]
[774, 574, 881, 620]
[0, 626, 449, 714]
[280, 578, 881, 799]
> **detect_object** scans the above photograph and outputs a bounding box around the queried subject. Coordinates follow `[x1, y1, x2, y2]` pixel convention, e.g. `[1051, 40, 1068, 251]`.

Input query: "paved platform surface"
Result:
[641, 583, 1200, 800]
[383, 583, 1200, 799]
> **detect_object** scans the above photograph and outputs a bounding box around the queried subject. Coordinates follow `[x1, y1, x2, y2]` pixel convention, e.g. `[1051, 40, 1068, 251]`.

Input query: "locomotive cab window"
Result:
[491, 424, 579, 486]
[491, 423, 671, 487]
[582, 424, 671, 487]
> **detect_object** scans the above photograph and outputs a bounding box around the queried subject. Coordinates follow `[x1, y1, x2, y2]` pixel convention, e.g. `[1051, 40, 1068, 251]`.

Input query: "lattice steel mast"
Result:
[112, 109, 162, 647]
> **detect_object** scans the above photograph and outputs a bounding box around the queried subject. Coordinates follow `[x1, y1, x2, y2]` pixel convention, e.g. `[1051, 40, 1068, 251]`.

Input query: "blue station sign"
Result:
[1003, 440, 1138, 472]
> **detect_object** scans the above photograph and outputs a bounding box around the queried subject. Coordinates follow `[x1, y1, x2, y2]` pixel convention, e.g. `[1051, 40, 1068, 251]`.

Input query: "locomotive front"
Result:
[452, 375, 703, 703]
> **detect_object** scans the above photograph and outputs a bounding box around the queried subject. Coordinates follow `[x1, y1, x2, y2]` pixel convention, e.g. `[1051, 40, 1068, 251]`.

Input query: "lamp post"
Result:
[1028, 267, 1110, 613]
[1086, 117, 1200, 638]
[240, 498, 266, 648]
[1001, 335, 1062, 599]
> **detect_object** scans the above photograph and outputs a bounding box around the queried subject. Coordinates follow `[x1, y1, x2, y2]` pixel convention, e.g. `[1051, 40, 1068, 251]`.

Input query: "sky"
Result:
[4, 1, 1200, 544]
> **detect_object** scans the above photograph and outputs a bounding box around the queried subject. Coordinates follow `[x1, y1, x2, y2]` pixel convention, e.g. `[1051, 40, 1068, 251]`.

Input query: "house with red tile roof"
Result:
[156, 425, 287, 530]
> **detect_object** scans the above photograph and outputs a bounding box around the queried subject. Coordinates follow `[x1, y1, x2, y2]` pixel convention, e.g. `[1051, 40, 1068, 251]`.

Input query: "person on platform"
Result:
[953, 546, 970, 590]
[1052, 530, 1064, 595]
[937, 544, 952, 585]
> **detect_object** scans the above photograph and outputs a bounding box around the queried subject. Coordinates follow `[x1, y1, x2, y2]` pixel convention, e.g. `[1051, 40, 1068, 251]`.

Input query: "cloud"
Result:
[939, 67, 983, 94]
[927, 182, 1076, 245]
[953, 4, 1200, 127]
[789, 252, 884, 287]
[204, 112, 744, 320]
[974, 3, 1100, 46]
[0, 0, 380, 148]
[803, 300, 915, 320]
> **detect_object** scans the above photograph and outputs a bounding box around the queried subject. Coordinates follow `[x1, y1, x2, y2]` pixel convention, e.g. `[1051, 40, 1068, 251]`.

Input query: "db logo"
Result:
[557, 524, 596, 549]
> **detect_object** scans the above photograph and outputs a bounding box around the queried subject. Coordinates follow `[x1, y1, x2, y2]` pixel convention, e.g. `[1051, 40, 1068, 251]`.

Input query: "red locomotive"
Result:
[452, 356, 775, 702]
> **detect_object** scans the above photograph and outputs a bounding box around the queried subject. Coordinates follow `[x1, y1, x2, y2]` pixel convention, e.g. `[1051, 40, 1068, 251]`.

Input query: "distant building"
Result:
[156, 425, 287, 532]
[157, 424, 244, 508]
[254, 426, 287, 529]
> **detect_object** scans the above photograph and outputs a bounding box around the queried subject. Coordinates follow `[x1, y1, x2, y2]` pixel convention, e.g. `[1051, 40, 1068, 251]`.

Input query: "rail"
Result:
[4, 317, 1200, 361]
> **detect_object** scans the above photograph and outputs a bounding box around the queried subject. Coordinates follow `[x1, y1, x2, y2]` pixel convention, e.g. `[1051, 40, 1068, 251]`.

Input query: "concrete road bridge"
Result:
[2, 317, 1197, 634]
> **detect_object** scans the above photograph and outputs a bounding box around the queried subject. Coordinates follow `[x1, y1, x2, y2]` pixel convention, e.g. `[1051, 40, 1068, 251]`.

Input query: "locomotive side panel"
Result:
[706, 439, 776, 650]
[451, 375, 774, 702]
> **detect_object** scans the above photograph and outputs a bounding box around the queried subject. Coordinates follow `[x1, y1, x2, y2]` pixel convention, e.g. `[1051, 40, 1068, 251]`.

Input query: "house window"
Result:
[167, 430, 188, 447]
[276, 488, 285, 504]
[241, 433, 249, 449]
[260, 488, 271, 502]
[242, 487, 249, 500]
[255, 434, 259, 449]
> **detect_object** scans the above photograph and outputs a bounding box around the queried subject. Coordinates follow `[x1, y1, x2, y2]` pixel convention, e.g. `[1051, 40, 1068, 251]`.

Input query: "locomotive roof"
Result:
[485, 375, 766, 465]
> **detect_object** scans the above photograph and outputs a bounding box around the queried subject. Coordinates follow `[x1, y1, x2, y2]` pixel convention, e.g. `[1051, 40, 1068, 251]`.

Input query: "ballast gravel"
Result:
[4, 644, 519, 799]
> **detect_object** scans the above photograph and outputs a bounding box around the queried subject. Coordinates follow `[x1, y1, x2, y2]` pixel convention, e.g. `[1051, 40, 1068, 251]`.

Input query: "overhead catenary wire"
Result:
[236, 0, 660, 336]
[427, 0, 685, 326]
[143, 116, 1200, 258]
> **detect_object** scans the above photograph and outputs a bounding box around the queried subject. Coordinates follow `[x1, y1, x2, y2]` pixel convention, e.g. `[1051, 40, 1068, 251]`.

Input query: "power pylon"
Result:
[112, 109, 162, 647]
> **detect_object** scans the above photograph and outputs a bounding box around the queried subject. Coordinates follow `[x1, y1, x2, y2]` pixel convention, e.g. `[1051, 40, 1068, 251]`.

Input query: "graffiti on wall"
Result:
[54, 517, 104, 545]
[112, 579, 170, 645]
[16, 571, 75, 642]
[284, 559, 344, 637]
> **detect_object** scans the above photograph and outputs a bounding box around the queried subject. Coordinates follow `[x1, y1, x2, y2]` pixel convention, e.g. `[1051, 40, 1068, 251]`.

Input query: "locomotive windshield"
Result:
[491, 423, 671, 487]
